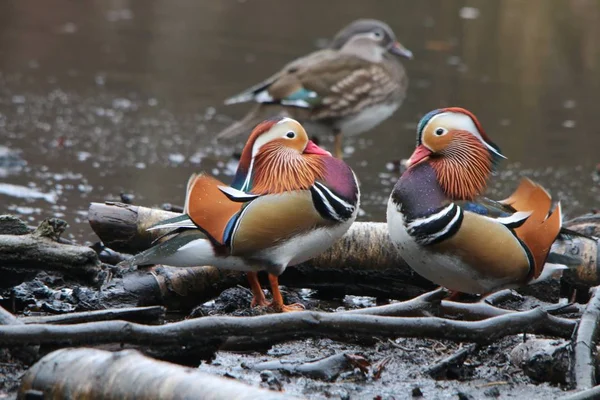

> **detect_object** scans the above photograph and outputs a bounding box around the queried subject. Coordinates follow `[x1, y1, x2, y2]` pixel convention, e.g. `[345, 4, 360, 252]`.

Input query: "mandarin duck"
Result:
[216, 19, 412, 159]
[125, 117, 360, 312]
[386, 107, 576, 295]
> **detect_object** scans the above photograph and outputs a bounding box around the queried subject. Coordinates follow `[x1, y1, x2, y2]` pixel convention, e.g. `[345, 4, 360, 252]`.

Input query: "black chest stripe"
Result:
[404, 203, 464, 245]
[310, 182, 356, 222]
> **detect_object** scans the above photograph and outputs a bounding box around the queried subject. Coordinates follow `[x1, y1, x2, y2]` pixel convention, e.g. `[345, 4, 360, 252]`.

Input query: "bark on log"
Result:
[0, 216, 101, 284]
[95, 265, 243, 311]
[18, 348, 300, 400]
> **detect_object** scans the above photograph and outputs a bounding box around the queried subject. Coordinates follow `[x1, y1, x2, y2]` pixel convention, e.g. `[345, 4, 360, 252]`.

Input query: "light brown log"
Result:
[18, 348, 300, 400]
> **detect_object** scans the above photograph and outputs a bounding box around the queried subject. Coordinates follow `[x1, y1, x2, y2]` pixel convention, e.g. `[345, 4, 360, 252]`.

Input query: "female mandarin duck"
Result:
[386, 107, 570, 295]
[125, 117, 360, 312]
[216, 19, 412, 159]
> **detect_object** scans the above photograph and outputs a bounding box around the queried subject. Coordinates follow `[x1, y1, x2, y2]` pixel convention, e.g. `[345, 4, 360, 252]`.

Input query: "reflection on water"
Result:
[0, 0, 599, 241]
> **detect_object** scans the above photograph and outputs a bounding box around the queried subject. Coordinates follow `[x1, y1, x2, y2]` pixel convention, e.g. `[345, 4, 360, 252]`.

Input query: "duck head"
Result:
[406, 107, 505, 200]
[330, 19, 413, 61]
[233, 117, 330, 194]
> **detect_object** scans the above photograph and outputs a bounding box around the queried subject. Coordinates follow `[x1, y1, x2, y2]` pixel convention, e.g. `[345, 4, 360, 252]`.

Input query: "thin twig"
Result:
[424, 343, 481, 378]
[20, 306, 166, 325]
[0, 306, 576, 348]
[572, 286, 600, 389]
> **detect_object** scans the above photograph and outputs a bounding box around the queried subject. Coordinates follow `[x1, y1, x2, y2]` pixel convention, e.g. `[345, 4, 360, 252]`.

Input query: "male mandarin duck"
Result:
[386, 107, 575, 295]
[216, 19, 412, 159]
[125, 117, 360, 312]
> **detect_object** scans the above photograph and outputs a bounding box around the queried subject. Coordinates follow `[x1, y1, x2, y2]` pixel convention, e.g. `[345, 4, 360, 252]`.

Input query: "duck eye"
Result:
[372, 30, 383, 39]
[286, 131, 295, 139]
[434, 128, 447, 136]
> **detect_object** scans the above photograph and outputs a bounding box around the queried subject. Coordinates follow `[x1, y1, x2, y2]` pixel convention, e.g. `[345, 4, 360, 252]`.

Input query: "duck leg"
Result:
[268, 273, 305, 312]
[333, 131, 344, 159]
[246, 272, 269, 307]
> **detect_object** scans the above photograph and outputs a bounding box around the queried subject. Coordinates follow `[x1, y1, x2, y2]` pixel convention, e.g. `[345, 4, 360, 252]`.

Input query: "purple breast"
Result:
[321, 158, 359, 202]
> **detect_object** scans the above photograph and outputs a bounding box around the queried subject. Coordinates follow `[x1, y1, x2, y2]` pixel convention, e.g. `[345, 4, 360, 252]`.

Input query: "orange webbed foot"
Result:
[267, 273, 305, 313]
[269, 301, 305, 313]
[251, 295, 270, 308]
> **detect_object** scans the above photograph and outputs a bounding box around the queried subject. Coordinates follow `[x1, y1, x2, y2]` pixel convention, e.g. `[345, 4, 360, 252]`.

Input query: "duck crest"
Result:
[231, 117, 285, 191]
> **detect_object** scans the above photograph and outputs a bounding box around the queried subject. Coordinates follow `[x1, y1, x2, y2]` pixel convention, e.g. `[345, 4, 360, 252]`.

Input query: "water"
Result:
[1, 0, 599, 242]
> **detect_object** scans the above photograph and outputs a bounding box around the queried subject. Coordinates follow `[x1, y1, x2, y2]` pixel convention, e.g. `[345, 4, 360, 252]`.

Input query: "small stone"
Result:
[484, 387, 501, 397]
[412, 386, 424, 397]
[457, 392, 474, 400]
[259, 370, 283, 391]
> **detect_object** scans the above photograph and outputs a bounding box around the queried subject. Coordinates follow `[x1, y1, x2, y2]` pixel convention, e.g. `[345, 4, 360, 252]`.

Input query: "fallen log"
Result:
[90, 203, 600, 304]
[18, 348, 300, 400]
[0, 216, 101, 284]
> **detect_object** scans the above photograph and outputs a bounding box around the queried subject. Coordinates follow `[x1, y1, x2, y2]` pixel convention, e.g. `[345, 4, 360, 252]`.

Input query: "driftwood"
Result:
[18, 348, 300, 400]
[0, 216, 101, 284]
[95, 265, 243, 311]
[89, 202, 600, 305]
[571, 286, 600, 389]
[20, 305, 166, 325]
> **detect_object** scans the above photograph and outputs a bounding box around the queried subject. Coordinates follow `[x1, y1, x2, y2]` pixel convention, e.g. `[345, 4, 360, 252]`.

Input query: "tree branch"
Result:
[20, 306, 166, 325]
[0, 306, 576, 349]
[572, 286, 600, 389]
